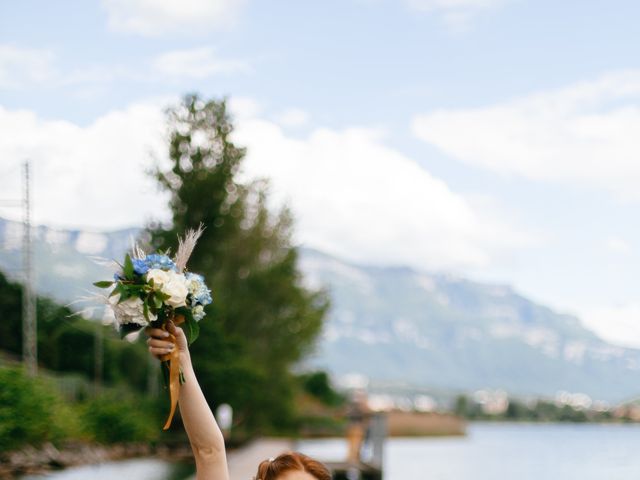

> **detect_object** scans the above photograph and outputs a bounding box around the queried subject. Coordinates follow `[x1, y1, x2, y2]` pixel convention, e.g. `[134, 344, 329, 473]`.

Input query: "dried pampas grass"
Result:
[174, 223, 205, 272]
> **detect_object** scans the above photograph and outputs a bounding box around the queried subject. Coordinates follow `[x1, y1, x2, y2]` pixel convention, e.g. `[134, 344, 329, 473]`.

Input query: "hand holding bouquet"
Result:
[94, 226, 211, 429]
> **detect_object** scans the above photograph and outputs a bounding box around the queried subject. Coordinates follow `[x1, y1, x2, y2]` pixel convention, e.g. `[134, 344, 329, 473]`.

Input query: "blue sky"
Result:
[2, 0, 640, 346]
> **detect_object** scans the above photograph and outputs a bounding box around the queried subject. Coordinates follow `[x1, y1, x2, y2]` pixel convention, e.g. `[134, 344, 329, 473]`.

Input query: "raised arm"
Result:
[147, 322, 229, 480]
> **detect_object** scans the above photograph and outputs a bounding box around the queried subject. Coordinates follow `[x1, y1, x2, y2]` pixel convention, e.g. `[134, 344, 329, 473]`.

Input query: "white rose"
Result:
[146, 269, 188, 308]
[162, 271, 189, 308]
[108, 293, 155, 326]
[146, 269, 170, 290]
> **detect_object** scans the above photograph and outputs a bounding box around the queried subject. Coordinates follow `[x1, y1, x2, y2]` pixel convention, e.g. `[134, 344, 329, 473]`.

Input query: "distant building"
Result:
[473, 389, 509, 415]
[613, 403, 640, 421]
[555, 391, 592, 410]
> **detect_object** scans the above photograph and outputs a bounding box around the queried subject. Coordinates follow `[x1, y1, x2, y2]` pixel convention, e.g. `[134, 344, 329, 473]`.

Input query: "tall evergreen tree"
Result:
[148, 95, 328, 432]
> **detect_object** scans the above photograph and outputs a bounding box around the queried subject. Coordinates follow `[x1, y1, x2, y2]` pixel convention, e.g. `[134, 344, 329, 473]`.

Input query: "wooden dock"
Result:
[325, 412, 386, 480]
[324, 460, 383, 480]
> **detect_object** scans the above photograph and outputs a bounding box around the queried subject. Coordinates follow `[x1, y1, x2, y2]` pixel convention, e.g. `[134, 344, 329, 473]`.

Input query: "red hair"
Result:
[255, 451, 331, 480]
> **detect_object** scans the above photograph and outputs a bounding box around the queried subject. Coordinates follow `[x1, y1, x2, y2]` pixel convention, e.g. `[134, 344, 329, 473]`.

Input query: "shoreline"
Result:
[0, 442, 194, 479]
[5, 420, 639, 478]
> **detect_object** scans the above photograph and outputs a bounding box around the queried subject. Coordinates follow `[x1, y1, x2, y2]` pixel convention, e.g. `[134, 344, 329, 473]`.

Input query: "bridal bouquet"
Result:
[94, 226, 211, 429]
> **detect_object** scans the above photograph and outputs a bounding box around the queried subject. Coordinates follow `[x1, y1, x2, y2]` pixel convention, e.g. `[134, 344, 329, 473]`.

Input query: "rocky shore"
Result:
[0, 442, 193, 479]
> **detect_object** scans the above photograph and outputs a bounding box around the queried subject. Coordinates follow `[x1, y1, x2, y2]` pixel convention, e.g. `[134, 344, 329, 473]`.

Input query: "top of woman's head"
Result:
[254, 451, 331, 480]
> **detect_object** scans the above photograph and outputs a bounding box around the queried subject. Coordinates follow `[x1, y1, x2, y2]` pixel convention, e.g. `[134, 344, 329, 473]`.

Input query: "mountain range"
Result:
[1, 216, 638, 403]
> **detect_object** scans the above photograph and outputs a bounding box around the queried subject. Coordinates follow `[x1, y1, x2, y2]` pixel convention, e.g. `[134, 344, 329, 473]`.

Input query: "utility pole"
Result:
[22, 160, 37, 376]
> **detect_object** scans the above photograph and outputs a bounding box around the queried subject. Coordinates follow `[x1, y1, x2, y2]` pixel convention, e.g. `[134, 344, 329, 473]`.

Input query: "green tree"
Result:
[0, 271, 149, 392]
[0, 367, 81, 450]
[454, 395, 469, 417]
[148, 94, 328, 433]
[300, 371, 344, 407]
[505, 399, 531, 420]
[80, 393, 159, 443]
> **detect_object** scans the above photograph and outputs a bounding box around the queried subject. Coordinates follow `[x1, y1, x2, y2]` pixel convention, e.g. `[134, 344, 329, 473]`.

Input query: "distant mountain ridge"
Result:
[0, 217, 138, 303]
[300, 249, 640, 402]
[1, 216, 638, 402]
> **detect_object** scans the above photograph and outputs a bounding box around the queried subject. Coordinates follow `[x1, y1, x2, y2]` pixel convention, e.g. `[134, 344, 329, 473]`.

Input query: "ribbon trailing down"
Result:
[160, 316, 185, 431]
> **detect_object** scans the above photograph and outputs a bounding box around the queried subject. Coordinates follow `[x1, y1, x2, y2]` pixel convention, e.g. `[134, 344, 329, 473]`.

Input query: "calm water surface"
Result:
[20, 458, 194, 480]
[21, 423, 640, 479]
[297, 422, 640, 480]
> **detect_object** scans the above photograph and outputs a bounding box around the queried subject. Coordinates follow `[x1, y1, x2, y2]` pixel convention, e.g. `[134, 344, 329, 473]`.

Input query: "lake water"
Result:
[297, 422, 640, 480]
[20, 458, 195, 480]
[21, 423, 640, 479]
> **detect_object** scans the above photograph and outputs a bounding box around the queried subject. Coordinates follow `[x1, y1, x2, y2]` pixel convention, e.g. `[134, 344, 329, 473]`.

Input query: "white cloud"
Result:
[0, 100, 526, 271]
[102, 0, 247, 36]
[62, 64, 144, 85]
[579, 305, 640, 348]
[406, 0, 509, 30]
[152, 47, 250, 79]
[233, 118, 528, 271]
[228, 97, 263, 119]
[274, 108, 310, 128]
[0, 44, 56, 88]
[0, 44, 144, 89]
[412, 70, 640, 200]
[0, 101, 171, 229]
[0, 43, 248, 91]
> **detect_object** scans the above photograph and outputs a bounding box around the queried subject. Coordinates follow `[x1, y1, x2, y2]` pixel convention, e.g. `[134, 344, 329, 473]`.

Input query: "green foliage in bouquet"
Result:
[94, 246, 212, 346]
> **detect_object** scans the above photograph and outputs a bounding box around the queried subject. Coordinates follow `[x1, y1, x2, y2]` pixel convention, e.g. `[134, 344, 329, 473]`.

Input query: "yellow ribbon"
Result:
[160, 315, 185, 431]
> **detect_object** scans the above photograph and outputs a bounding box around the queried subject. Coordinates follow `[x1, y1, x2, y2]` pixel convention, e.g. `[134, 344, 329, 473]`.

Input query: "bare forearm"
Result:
[147, 325, 229, 480]
[179, 355, 229, 479]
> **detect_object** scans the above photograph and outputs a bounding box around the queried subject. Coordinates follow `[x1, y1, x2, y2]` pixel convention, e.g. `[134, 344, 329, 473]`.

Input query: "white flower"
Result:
[164, 273, 189, 308]
[187, 277, 200, 295]
[192, 305, 205, 321]
[147, 268, 188, 308]
[147, 269, 170, 290]
[108, 293, 155, 326]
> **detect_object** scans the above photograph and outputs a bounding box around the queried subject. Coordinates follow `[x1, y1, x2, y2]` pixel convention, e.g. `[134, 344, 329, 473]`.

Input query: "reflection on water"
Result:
[297, 423, 640, 480]
[21, 458, 195, 480]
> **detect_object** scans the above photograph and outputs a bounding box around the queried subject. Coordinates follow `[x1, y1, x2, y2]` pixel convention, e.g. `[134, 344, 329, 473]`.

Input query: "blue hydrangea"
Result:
[145, 254, 177, 271]
[132, 258, 150, 275]
[133, 254, 177, 276]
[195, 289, 213, 306]
[186, 272, 213, 306]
